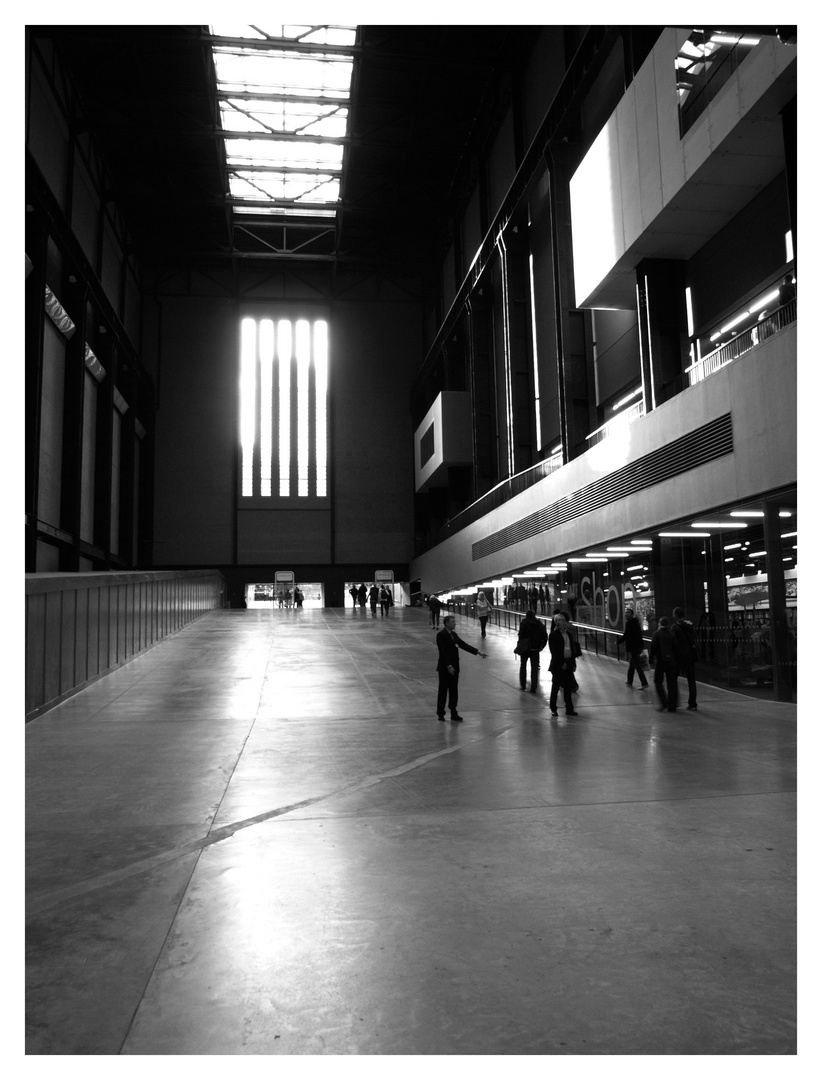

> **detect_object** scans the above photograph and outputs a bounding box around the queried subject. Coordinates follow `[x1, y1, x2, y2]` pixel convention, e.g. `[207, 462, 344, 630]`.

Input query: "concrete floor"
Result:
[25, 605, 797, 1055]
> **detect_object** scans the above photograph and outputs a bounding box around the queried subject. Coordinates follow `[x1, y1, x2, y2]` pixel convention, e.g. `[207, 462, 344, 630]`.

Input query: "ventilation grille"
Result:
[472, 414, 733, 561]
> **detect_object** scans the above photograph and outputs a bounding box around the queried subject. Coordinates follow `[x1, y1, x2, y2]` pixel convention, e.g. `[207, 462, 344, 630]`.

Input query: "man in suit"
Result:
[436, 615, 487, 722]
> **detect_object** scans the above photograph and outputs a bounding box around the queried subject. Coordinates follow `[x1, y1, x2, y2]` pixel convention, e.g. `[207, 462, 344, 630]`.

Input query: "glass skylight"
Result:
[210, 25, 356, 219]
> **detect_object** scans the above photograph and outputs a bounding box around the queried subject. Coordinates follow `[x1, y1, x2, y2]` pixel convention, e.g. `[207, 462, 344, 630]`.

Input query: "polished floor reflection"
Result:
[26, 606, 797, 1055]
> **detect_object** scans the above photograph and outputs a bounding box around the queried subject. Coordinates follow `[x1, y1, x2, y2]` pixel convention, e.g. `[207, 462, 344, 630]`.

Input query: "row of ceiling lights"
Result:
[445, 511, 796, 598]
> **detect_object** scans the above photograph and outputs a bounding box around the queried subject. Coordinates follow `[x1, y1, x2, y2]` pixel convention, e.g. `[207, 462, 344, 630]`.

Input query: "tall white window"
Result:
[239, 316, 329, 500]
[278, 320, 292, 496]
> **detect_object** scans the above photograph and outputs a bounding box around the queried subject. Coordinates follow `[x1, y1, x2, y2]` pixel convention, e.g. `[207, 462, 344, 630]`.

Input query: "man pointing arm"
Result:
[435, 614, 487, 722]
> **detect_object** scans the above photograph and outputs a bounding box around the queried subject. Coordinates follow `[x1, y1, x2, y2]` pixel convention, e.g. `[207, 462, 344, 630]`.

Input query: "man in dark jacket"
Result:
[547, 612, 578, 717]
[620, 608, 648, 689]
[516, 609, 548, 693]
[649, 616, 678, 712]
[672, 607, 698, 710]
[436, 615, 487, 722]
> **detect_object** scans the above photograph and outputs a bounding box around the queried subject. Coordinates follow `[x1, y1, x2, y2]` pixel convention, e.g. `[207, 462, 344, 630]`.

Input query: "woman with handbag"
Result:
[476, 590, 491, 638]
[547, 612, 579, 717]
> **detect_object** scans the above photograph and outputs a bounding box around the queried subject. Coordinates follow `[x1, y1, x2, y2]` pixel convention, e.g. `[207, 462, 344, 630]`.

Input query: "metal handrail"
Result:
[586, 399, 646, 446]
[687, 299, 796, 386]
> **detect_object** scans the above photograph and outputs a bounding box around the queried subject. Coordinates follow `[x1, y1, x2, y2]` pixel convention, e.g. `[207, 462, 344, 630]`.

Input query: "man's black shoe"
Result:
[451, 714, 464, 722]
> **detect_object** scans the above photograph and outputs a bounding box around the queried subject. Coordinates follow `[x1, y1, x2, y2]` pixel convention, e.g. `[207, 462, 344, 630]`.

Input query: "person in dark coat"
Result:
[357, 584, 367, 608]
[428, 594, 443, 628]
[436, 615, 487, 722]
[369, 584, 380, 616]
[379, 585, 391, 616]
[620, 607, 648, 689]
[672, 607, 698, 710]
[649, 615, 678, 712]
[547, 612, 578, 717]
[516, 609, 548, 693]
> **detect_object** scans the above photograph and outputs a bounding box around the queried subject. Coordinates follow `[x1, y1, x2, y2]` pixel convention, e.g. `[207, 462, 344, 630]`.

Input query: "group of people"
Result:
[433, 603, 699, 723]
[350, 583, 393, 616]
[276, 587, 303, 609]
[619, 605, 697, 711]
[433, 607, 581, 722]
[504, 583, 549, 614]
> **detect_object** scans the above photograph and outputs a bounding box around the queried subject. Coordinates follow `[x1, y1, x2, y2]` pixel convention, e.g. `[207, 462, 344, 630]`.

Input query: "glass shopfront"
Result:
[468, 489, 796, 702]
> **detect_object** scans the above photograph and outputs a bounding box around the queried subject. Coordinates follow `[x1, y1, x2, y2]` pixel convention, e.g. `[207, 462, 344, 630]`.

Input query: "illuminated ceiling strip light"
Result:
[569, 557, 607, 562]
[660, 532, 710, 537]
[730, 510, 764, 517]
[612, 386, 642, 412]
[719, 310, 752, 334]
[710, 34, 761, 46]
[691, 522, 748, 529]
[781, 531, 797, 538]
[748, 289, 780, 314]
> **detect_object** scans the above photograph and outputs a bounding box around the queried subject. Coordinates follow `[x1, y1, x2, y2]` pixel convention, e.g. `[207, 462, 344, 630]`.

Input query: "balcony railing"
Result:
[430, 450, 563, 547]
[586, 399, 646, 447]
[686, 299, 796, 387]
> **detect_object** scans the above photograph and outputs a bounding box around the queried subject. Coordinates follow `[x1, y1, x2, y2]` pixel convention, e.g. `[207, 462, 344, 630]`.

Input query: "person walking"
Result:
[435, 614, 487, 722]
[476, 590, 491, 638]
[349, 585, 359, 609]
[649, 615, 678, 712]
[357, 584, 367, 609]
[672, 606, 698, 710]
[620, 607, 649, 689]
[428, 593, 443, 628]
[379, 585, 391, 616]
[516, 609, 548, 692]
[547, 612, 578, 717]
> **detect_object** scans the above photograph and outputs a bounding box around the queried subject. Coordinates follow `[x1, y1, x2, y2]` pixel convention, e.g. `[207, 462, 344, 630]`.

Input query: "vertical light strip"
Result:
[296, 320, 311, 496]
[314, 320, 328, 497]
[278, 320, 292, 496]
[259, 319, 274, 496]
[785, 230, 794, 264]
[240, 317, 257, 496]
[498, 234, 515, 476]
[528, 253, 542, 451]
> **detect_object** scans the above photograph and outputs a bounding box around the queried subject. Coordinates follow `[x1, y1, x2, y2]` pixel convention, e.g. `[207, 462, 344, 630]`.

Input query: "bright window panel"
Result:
[278, 321, 292, 496]
[296, 320, 310, 496]
[314, 321, 328, 497]
[225, 138, 344, 170]
[240, 318, 257, 496]
[259, 320, 274, 496]
[219, 98, 348, 139]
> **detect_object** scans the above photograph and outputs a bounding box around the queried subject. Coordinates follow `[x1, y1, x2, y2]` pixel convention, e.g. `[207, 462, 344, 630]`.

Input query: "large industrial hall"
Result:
[25, 23, 798, 1058]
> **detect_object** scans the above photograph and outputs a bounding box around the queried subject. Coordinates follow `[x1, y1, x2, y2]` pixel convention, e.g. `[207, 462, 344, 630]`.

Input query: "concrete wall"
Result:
[25, 570, 225, 719]
[153, 294, 420, 568]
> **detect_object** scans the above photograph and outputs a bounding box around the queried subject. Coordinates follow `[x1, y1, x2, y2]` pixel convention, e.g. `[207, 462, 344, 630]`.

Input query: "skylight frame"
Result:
[210, 24, 357, 222]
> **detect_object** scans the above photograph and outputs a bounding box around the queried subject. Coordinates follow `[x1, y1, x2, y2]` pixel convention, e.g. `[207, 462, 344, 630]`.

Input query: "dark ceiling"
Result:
[33, 25, 539, 277]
